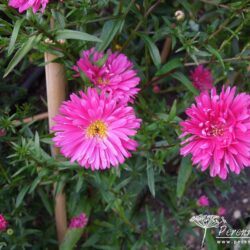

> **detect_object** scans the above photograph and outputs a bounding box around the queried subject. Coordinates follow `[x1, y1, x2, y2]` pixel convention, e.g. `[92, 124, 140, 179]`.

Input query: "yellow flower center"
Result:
[211, 127, 224, 136]
[97, 77, 109, 85]
[86, 120, 107, 138]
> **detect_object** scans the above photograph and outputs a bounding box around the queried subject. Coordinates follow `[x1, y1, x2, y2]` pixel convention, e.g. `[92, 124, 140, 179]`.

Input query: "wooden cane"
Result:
[44, 49, 67, 244]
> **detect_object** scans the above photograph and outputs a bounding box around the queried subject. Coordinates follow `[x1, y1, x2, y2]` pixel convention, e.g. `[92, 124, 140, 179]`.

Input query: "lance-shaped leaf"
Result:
[55, 29, 102, 42]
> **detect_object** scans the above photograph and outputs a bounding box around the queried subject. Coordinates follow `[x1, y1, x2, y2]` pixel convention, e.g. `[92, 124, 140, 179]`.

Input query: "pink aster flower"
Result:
[197, 195, 209, 207]
[217, 207, 226, 216]
[9, 0, 49, 13]
[69, 213, 88, 229]
[52, 88, 141, 170]
[180, 86, 250, 179]
[73, 48, 140, 103]
[190, 65, 213, 92]
[0, 214, 8, 231]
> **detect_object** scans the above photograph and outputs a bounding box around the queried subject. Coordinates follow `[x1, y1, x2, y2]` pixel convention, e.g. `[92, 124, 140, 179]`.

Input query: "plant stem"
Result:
[184, 55, 250, 66]
[13, 112, 48, 126]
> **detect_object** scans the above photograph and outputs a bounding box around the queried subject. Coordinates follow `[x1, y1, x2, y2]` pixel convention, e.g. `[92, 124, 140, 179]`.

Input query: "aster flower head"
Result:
[190, 65, 213, 92]
[0, 214, 8, 231]
[180, 86, 250, 179]
[52, 88, 141, 170]
[73, 48, 140, 103]
[9, 0, 49, 13]
[69, 213, 88, 229]
[197, 195, 209, 207]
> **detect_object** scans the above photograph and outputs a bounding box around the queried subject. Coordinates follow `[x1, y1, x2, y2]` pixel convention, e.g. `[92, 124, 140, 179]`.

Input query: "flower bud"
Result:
[175, 10, 185, 21]
[153, 85, 160, 93]
[7, 229, 14, 235]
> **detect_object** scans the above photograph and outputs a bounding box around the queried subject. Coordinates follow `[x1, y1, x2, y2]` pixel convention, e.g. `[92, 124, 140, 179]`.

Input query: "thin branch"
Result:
[184, 56, 250, 66]
[199, 0, 230, 10]
[121, 0, 161, 51]
[13, 112, 48, 126]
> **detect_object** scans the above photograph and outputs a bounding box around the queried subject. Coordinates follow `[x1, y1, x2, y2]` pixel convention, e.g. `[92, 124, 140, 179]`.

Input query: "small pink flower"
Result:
[197, 195, 209, 207]
[69, 213, 88, 229]
[153, 85, 160, 93]
[52, 88, 141, 170]
[0, 214, 8, 231]
[190, 65, 213, 91]
[9, 0, 49, 13]
[73, 48, 140, 103]
[217, 207, 226, 216]
[180, 86, 250, 179]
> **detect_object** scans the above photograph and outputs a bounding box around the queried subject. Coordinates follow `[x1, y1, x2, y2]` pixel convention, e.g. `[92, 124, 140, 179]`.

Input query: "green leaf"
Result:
[206, 45, 225, 69]
[8, 18, 24, 56]
[97, 19, 124, 51]
[34, 131, 40, 155]
[60, 228, 84, 250]
[114, 177, 132, 191]
[168, 100, 177, 122]
[51, 10, 65, 29]
[29, 176, 41, 193]
[55, 29, 102, 42]
[206, 230, 218, 250]
[75, 175, 84, 193]
[82, 234, 100, 247]
[147, 157, 155, 197]
[141, 34, 161, 68]
[95, 54, 108, 67]
[171, 72, 199, 95]
[37, 188, 53, 216]
[29, 169, 48, 193]
[176, 157, 192, 198]
[16, 185, 29, 208]
[156, 58, 183, 76]
[4, 35, 40, 78]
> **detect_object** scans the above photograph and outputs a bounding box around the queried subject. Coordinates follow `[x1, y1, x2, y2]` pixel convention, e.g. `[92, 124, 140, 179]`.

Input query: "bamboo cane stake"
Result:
[161, 37, 171, 63]
[44, 49, 67, 244]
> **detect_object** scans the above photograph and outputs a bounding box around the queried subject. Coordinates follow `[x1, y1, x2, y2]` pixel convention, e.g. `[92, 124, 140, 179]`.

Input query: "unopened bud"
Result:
[7, 229, 14, 235]
[0, 129, 6, 137]
[175, 10, 185, 21]
[153, 85, 160, 93]
[115, 44, 122, 51]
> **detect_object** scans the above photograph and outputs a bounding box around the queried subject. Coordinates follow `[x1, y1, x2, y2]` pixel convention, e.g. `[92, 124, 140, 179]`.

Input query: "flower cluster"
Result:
[9, 0, 49, 13]
[180, 86, 250, 179]
[52, 48, 141, 170]
[69, 213, 88, 229]
[0, 214, 8, 231]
